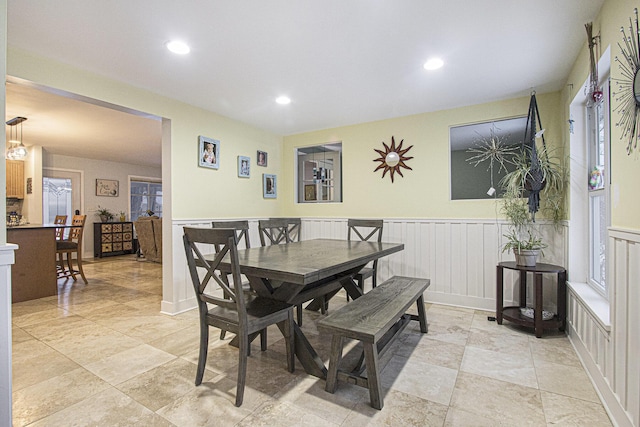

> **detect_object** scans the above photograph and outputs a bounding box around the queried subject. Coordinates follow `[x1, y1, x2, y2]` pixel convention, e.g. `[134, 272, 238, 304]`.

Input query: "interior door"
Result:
[42, 168, 82, 224]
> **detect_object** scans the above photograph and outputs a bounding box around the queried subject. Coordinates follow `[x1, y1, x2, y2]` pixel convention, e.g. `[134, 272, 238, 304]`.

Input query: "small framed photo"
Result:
[257, 150, 268, 167]
[304, 184, 317, 201]
[96, 179, 119, 197]
[263, 174, 277, 198]
[238, 156, 250, 178]
[199, 135, 220, 169]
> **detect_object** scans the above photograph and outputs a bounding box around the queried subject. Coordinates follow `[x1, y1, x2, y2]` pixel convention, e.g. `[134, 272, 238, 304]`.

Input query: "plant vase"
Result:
[513, 248, 539, 267]
[100, 215, 110, 223]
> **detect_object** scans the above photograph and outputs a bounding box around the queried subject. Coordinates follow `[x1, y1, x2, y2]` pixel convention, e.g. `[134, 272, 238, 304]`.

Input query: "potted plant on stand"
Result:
[499, 142, 564, 266]
[96, 206, 114, 223]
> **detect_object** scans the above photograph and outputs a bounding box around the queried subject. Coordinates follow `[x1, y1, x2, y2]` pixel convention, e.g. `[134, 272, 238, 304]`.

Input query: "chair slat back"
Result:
[347, 219, 383, 243]
[183, 227, 245, 315]
[212, 220, 251, 249]
[258, 218, 292, 246]
[270, 218, 301, 242]
[68, 215, 86, 242]
[54, 215, 67, 240]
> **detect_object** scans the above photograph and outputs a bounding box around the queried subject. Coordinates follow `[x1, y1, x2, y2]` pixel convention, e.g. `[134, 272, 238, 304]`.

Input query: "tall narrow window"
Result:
[586, 80, 610, 295]
[130, 179, 162, 221]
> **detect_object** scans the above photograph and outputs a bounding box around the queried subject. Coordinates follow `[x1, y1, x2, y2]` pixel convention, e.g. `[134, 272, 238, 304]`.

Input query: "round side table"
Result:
[496, 261, 567, 338]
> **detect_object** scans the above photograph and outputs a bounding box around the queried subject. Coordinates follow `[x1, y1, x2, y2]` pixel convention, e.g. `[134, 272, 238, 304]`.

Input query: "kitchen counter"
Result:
[7, 227, 57, 303]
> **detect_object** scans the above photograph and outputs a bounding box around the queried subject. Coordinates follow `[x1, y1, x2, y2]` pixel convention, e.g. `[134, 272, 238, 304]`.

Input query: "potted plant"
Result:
[95, 206, 114, 223]
[119, 211, 126, 222]
[498, 145, 565, 266]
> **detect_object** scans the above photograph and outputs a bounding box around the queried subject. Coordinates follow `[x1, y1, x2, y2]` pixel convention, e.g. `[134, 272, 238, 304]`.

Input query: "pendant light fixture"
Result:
[6, 116, 28, 160]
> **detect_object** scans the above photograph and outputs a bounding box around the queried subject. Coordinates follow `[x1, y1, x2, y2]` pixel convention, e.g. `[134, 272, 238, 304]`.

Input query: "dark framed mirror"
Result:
[450, 117, 526, 200]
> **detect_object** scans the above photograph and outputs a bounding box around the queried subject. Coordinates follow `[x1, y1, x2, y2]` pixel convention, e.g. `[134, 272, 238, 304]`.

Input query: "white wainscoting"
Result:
[567, 227, 639, 427]
[166, 217, 567, 315]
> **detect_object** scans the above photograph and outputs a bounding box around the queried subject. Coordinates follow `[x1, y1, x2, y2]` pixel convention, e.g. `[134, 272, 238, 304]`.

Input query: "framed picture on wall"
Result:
[257, 150, 268, 167]
[96, 179, 119, 197]
[198, 135, 220, 169]
[304, 184, 316, 201]
[263, 174, 276, 198]
[238, 156, 250, 178]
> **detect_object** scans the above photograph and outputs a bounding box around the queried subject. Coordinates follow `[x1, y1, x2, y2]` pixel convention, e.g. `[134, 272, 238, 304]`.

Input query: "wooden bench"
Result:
[317, 276, 430, 409]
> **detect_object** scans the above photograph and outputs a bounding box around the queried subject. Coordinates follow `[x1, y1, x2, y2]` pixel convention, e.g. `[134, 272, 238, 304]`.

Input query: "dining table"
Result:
[218, 238, 404, 378]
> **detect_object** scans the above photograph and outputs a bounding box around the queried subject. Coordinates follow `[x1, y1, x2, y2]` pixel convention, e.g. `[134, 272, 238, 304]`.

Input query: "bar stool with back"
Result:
[56, 214, 88, 284]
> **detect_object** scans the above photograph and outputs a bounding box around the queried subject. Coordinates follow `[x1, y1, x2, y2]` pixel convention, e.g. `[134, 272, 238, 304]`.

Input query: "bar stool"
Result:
[56, 214, 88, 284]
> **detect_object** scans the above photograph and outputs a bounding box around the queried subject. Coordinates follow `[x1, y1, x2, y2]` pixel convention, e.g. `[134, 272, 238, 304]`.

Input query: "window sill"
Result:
[567, 281, 611, 333]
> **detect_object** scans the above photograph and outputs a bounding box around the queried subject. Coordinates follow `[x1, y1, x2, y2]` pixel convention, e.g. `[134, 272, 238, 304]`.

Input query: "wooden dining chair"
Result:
[183, 227, 295, 406]
[270, 217, 301, 242]
[212, 220, 252, 339]
[258, 218, 292, 246]
[347, 219, 384, 298]
[258, 218, 311, 324]
[56, 214, 88, 284]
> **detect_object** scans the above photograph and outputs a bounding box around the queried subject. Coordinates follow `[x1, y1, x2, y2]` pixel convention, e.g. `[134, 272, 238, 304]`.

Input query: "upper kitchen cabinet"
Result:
[6, 160, 25, 199]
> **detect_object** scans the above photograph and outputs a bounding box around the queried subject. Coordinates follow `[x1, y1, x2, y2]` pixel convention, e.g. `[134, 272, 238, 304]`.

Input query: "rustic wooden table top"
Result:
[229, 238, 404, 285]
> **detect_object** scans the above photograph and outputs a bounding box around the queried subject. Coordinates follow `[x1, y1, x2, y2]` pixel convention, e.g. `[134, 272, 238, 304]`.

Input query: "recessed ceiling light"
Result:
[166, 40, 190, 55]
[276, 96, 291, 105]
[423, 58, 444, 70]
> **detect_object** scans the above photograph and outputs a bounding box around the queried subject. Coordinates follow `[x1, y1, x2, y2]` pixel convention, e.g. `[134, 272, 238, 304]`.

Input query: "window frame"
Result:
[129, 176, 162, 222]
[585, 79, 611, 298]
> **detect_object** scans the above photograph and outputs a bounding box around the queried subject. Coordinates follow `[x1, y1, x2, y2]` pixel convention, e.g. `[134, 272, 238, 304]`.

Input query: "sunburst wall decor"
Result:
[613, 7, 640, 155]
[373, 136, 413, 182]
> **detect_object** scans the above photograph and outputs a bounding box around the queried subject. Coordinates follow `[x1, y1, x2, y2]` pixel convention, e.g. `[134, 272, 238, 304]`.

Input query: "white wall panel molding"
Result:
[566, 227, 639, 427]
[167, 217, 567, 315]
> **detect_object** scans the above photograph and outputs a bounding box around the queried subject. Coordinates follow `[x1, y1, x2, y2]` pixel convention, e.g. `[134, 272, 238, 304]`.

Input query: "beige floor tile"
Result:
[529, 334, 582, 368]
[117, 358, 210, 411]
[344, 388, 448, 426]
[238, 399, 340, 426]
[534, 359, 600, 402]
[28, 386, 173, 427]
[540, 390, 613, 426]
[273, 375, 365, 424]
[156, 374, 265, 426]
[11, 326, 34, 344]
[85, 343, 176, 384]
[36, 321, 142, 365]
[12, 367, 111, 426]
[12, 340, 81, 391]
[413, 317, 470, 346]
[460, 345, 538, 388]
[396, 333, 466, 370]
[445, 406, 511, 426]
[11, 305, 70, 328]
[381, 354, 458, 406]
[449, 371, 546, 426]
[466, 326, 531, 355]
[147, 324, 202, 357]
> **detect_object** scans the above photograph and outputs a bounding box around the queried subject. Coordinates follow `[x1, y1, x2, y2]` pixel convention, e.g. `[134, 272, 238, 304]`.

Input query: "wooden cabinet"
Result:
[94, 222, 135, 258]
[6, 160, 24, 199]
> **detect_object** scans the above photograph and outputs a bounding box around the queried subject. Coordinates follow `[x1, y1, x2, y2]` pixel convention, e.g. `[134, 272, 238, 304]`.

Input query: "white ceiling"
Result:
[5, 0, 605, 168]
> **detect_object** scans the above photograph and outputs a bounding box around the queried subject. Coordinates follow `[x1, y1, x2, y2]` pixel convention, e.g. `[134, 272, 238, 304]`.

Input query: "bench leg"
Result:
[325, 335, 344, 393]
[363, 342, 383, 410]
[416, 295, 428, 333]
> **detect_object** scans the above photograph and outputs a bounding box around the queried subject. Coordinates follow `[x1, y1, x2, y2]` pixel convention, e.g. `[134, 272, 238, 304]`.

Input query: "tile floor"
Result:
[11, 256, 613, 426]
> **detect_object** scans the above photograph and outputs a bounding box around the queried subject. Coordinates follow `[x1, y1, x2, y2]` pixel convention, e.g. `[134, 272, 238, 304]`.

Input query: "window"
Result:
[130, 179, 162, 221]
[450, 117, 527, 199]
[586, 80, 610, 295]
[296, 142, 342, 203]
